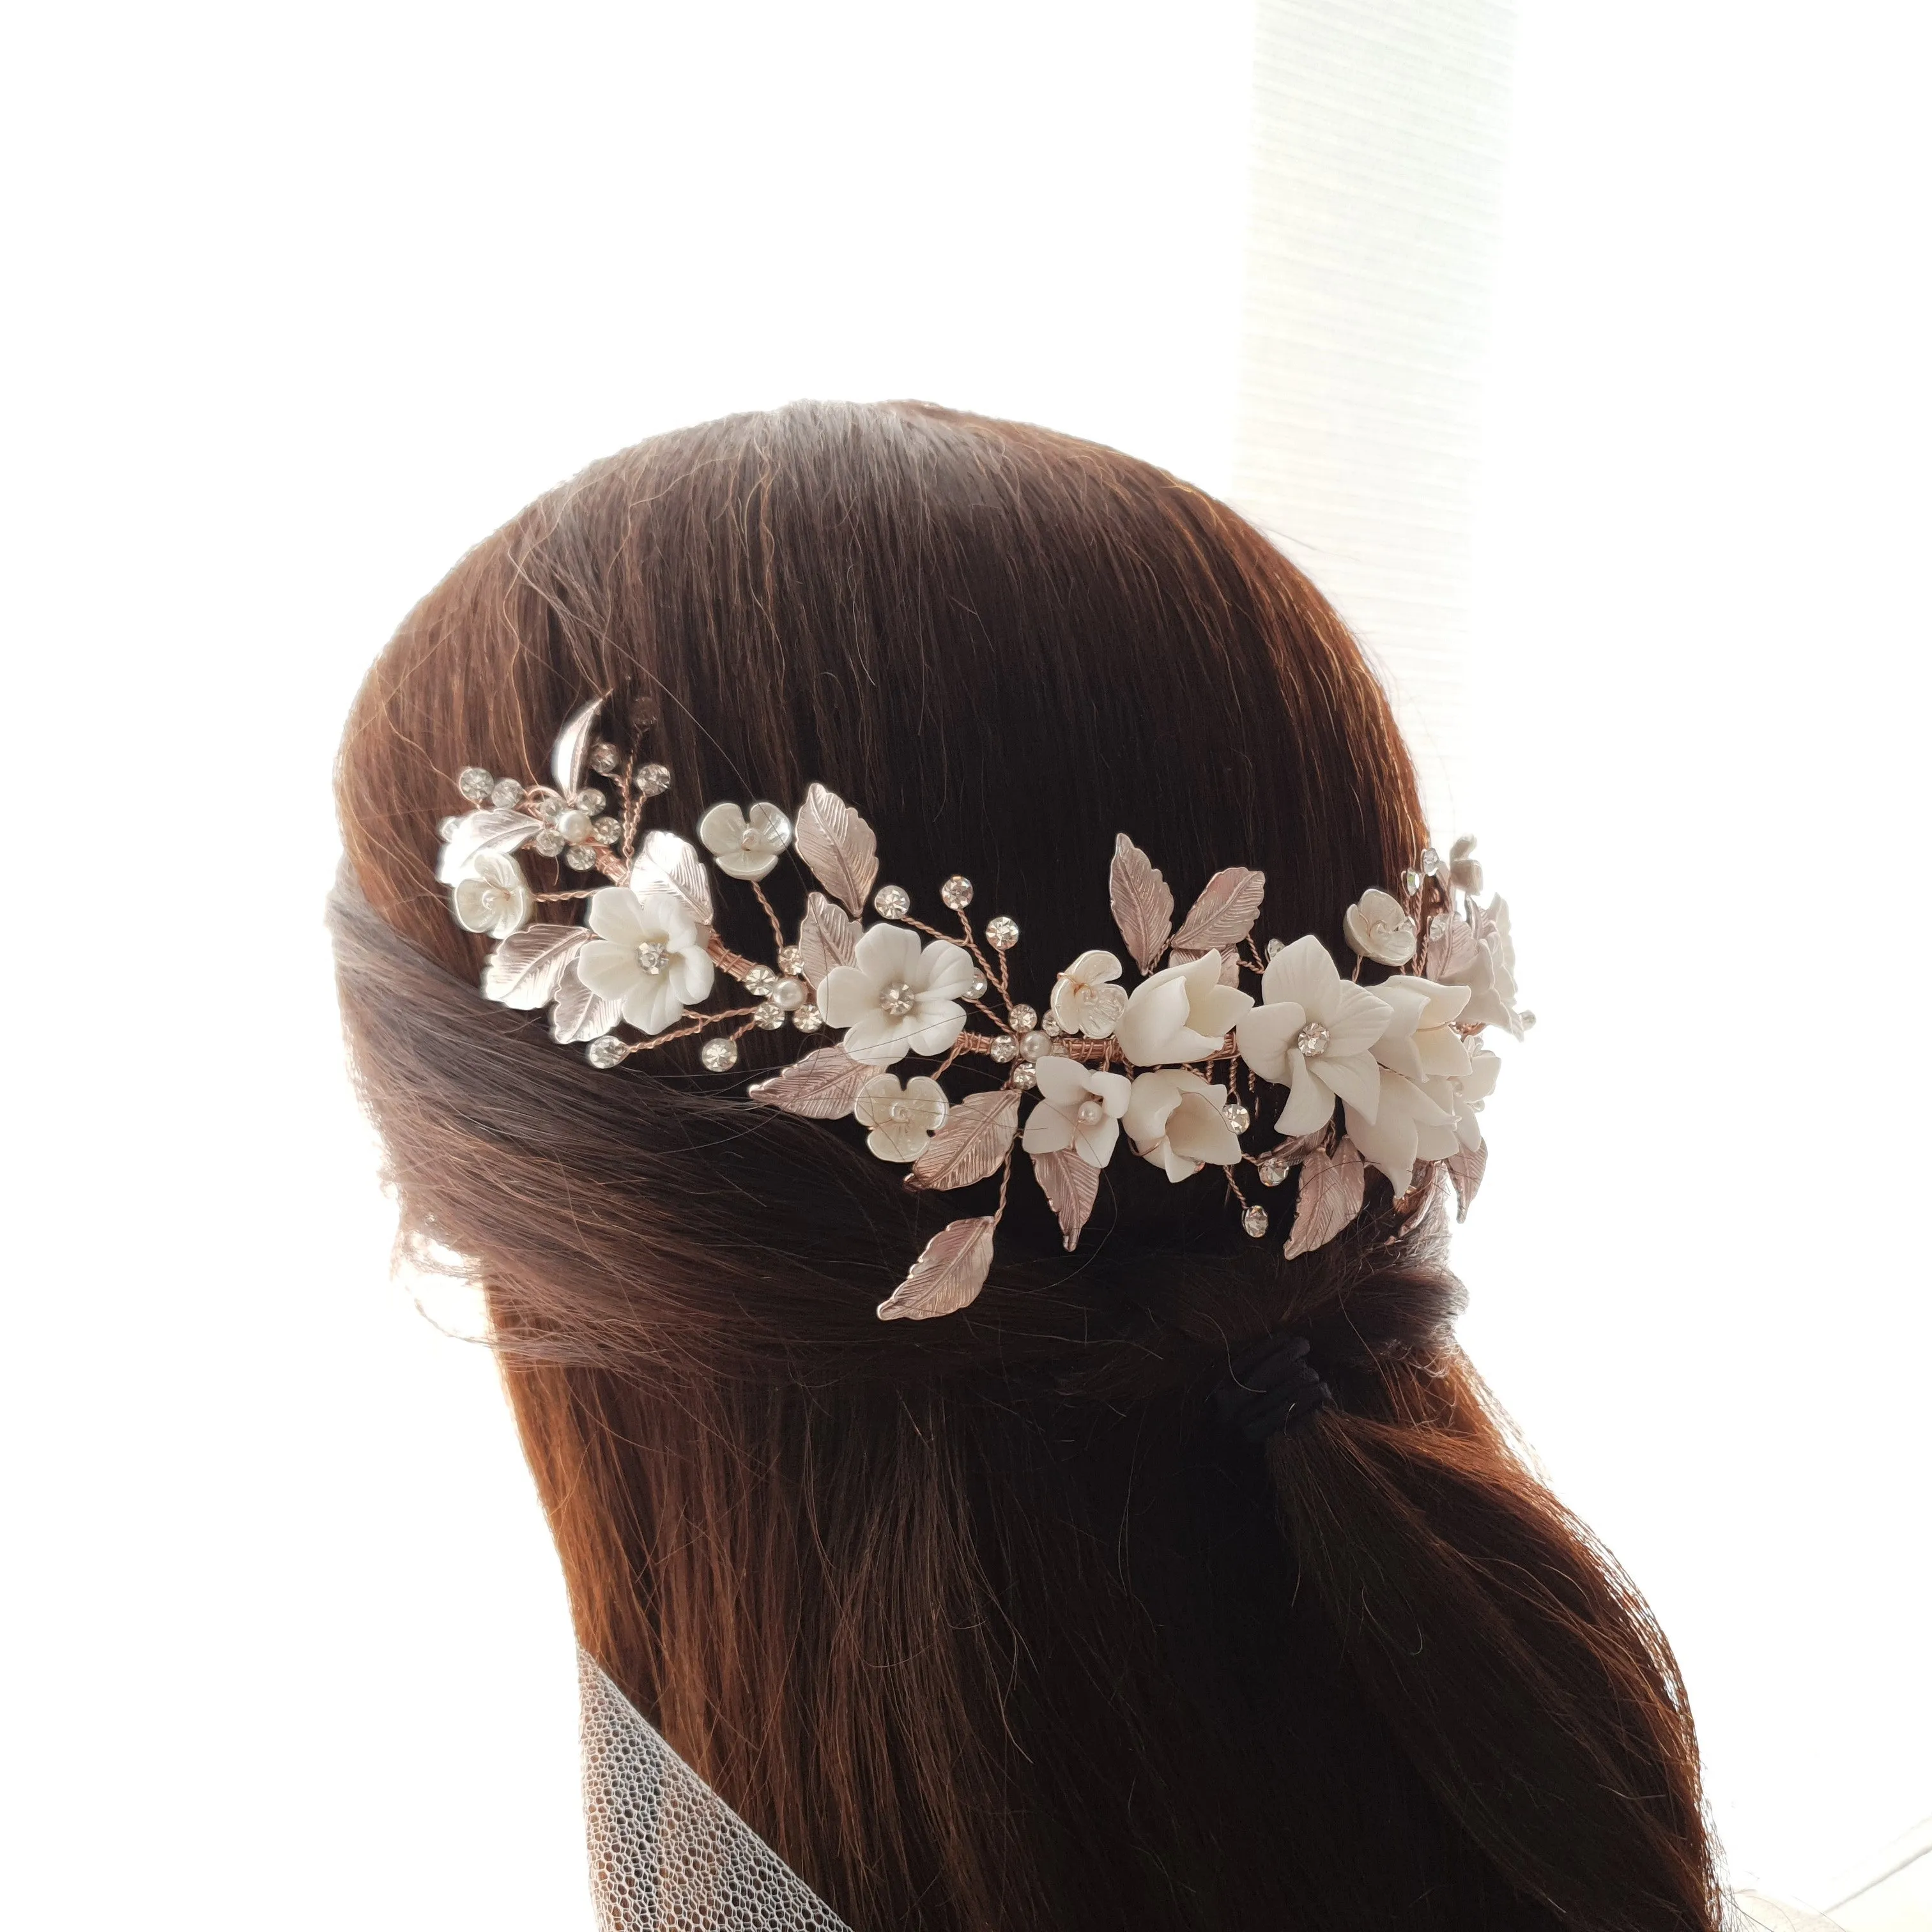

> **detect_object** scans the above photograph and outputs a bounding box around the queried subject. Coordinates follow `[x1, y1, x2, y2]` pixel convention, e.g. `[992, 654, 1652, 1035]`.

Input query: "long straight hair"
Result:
[332, 401, 1721, 1931]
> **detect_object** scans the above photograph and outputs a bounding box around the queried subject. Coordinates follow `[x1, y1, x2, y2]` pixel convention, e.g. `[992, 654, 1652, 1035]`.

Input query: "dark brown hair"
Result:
[331, 401, 1720, 1930]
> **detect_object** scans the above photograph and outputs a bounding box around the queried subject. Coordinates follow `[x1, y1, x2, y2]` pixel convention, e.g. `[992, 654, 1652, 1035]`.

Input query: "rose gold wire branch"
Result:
[625, 1007, 760, 1053]
[749, 880, 789, 955]
[705, 932, 763, 981]
[994, 1148, 1015, 1218]
[533, 889, 601, 902]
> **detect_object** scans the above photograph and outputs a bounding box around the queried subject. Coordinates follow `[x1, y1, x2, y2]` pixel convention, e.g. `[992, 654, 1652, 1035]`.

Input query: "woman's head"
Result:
[332, 402, 1719, 1931]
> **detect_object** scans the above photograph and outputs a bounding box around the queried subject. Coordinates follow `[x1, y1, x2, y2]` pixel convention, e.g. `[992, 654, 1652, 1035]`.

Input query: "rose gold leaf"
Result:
[1260, 1130, 1330, 1169]
[877, 1215, 998, 1322]
[1109, 833, 1174, 974]
[436, 808, 540, 885]
[747, 1044, 875, 1121]
[1282, 1137, 1367, 1259]
[1446, 1138, 1487, 1221]
[482, 924, 590, 1009]
[797, 891, 861, 989]
[794, 782, 879, 916]
[1424, 912, 1480, 982]
[906, 1089, 1022, 1192]
[549, 694, 607, 795]
[1030, 1147, 1100, 1252]
[629, 830, 713, 926]
[1172, 866, 1266, 956]
[550, 961, 623, 1043]
[1397, 1162, 1443, 1236]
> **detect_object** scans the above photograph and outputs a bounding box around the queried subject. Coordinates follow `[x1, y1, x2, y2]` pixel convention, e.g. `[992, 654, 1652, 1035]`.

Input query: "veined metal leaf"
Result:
[906, 1089, 1020, 1193]
[550, 695, 606, 795]
[747, 1044, 874, 1120]
[629, 831, 713, 926]
[1398, 1163, 1443, 1237]
[1425, 912, 1480, 982]
[1109, 833, 1174, 974]
[1031, 1146, 1100, 1252]
[793, 783, 879, 916]
[876, 1216, 998, 1322]
[1446, 1138, 1487, 1221]
[551, 962, 623, 1043]
[797, 892, 861, 989]
[484, 924, 590, 1009]
[1282, 1137, 1367, 1259]
[1172, 866, 1266, 956]
[436, 808, 540, 885]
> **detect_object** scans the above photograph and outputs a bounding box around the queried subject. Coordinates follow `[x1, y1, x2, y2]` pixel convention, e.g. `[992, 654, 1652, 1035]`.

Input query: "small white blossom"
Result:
[1050, 948, 1128, 1040]
[1124, 1069, 1243, 1182]
[818, 923, 978, 1066]
[1342, 887, 1418, 967]
[576, 888, 716, 1034]
[1370, 976, 1473, 1085]
[450, 850, 533, 939]
[1425, 1046, 1499, 1153]
[1343, 1070, 1456, 1195]
[854, 1074, 949, 1162]
[1115, 953, 1252, 1066]
[697, 801, 794, 882]
[1236, 935, 1391, 1137]
[1021, 1057, 1133, 1167]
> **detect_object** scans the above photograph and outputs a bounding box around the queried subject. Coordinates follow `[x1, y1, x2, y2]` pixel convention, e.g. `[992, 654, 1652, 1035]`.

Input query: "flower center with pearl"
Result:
[1296, 1021, 1330, 1057]
[880, 981, 916, 1018]
[636, 940, 671, 974]
[1075, 1099, 1106, 1128]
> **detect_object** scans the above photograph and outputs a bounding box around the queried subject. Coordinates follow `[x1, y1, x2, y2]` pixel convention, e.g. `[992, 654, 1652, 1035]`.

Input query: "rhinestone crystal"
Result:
[700, 1037, 740, 1073]
[589, 742, 624, 775]
[1009, 1004, 1038, 1031]
[1223, 1101, 1252, 1133]
[533, 827, 568, 857]
[591, 816, 622, 845]
[1402, 868, 1424, 896]
[637, 763, 672, 797]
[940, 875, 974, 910]
[791, 1004, 824, 1032]
[1009, 1062, 1038, 1089]
[879, 981, 916, 1018]
[571, 788, 606, 814]
[586, 1036, 629, 1069]
[535, 794, 565, 821]
[1420, 845, 1442, 875]
[1295, 1021, 1330, 1057]
[1242, 1206, 1269, 1239]
[457, 767, 494, 802]
[777, 945, 804, 976]
[636, 941, 671, 973]
[742, 964, 778, 997]
[985, 916, 1019, 951]
[489, 778, 525, 809]
[1041, 1013, 1064, 1037]
[1265, 938, 1285, 960]
[753, 1001, 786, 1030]
[990, 1035, 1018, 1064]
[1257, 1158, 1289, 1188]
[873, 884, 912, 920]
[564, 845, 598, 870]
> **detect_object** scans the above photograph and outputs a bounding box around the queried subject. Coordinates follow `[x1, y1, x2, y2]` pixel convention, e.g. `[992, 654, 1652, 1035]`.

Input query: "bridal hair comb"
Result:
[436, 700, 1531, 1321]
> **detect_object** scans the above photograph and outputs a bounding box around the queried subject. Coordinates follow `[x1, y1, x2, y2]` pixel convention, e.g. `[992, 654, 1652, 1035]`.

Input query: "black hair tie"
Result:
[1214, 1335, 1333, 1445]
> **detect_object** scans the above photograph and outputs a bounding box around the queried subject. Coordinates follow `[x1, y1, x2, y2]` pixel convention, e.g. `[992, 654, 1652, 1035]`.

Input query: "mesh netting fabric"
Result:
[580, 1649, 852, 1932]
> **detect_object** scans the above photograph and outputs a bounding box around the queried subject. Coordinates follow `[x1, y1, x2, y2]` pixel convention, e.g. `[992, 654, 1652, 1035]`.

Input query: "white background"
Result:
[2, 3, 1926, 1926]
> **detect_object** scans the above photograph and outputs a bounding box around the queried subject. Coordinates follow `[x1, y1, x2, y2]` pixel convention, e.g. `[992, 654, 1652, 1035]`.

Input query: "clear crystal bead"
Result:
[590, 742, 624, 775]
[637, 763, 672, 797]
[966, 976, 988, 1000]
[940, 875, 974, 910]
[489, 778, 525, 809]
[591, 815, 622, 845]
[1295, 1021, 1330, 1057]
[873, 884, 912, 920]
[534, 827, 568, 857]
[700, 1037, 740, 1073]
[770, 976, 806, 1010]
[437, 816, 462, 842]
[1019, 1029, 1050, 1061]
[879, 981, 916, 1018]
[564, 844, 598, 870]
[636, 941, 671, 973]
[1241, 1205, 1269, 1239]
[753, 1000, 786, 1030]
[1519, 1009, 1537, 1032]
[985, 916, 1019, 951]
[743, 964, 778, 996]
[1257, 1158, 1288, 1188]
[1265, 938, 1284, 960]
[791, 1004, 824, 1033]
[1041, 1013, 1064, 1037]
[990, 1035, 1018, 1064]
[1420, 845, 1442, 875]
[1009, 1062, 1038, 1089]
[586, 1036, 629, 1069]
[535, 793, 565, 821]
[1008, 1004, 1038, 1031]
[777, 945, 804, 976]
[1402, 868, 1424, 896]
[1223, 1101, 1251, 1133]
[572, 787, 606, 814]
[457, 767, 493, 802]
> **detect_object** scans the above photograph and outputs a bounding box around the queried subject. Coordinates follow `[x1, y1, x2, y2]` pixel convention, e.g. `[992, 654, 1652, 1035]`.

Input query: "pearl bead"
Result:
[556, 808, 593, 843]
[770, 976, 806, 1010]
[1075, 1100, 1105, 1128]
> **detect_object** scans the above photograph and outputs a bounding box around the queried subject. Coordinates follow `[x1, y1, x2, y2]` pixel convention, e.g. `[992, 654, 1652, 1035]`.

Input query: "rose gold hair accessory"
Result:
[437, 701, 1530, 1320]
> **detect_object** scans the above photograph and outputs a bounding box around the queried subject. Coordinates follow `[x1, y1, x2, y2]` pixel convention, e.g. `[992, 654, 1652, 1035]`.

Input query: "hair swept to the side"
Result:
[331, 400, 1721, 1931]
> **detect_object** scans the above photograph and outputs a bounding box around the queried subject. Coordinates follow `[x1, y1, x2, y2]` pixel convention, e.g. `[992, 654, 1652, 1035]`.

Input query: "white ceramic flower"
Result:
[576, 888, 716, 1034]
[1236, 935, 1392, 1137]
[1050, 949, 1129, 1040]
[1370, 976, 1473, 1085]
[1343, 887, 1418, 967]
[1124, 1069, 1243, 1181]
[1425, 1046, 1499, 1153]
[1344, 1070, 1456, 1195]
[697, 801, 793, 881]
[854, 1074, 949, 1162]
[1021, 1057, 1133, 1167]
[450, 850, 533, 939]
[1114, 953, 1253, 1066]
[818, 923, 978, 1066]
